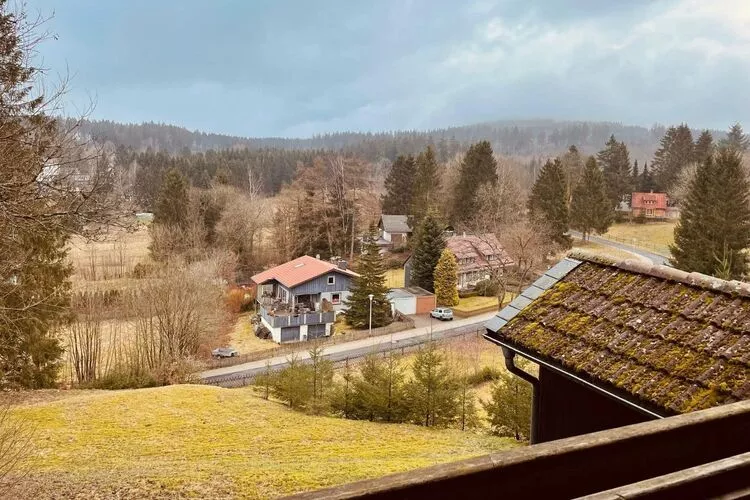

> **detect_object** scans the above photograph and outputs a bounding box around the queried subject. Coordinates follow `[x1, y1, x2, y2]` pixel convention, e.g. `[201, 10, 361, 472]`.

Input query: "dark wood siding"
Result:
[537, 367, 653, 442]
[291, 271, 354, 295]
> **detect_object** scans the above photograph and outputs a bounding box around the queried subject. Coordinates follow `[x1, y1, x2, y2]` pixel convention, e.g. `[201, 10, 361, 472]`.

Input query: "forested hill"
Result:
[68, 118, 722, 163]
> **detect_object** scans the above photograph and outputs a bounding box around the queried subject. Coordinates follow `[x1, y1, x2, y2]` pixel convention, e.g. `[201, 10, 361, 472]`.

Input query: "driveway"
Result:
[570, 231, 670, 266]
[200, 312, 496, 385]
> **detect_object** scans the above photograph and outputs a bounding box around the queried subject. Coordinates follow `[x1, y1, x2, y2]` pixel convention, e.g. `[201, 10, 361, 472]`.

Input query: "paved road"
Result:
[570, 231, 670, 266]
[200, 312, 497, 385]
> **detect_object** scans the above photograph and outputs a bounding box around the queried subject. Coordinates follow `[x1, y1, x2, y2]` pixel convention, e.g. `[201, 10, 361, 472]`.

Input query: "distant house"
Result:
[631, 192, 668, 218]
[251, 256, 359, 343]
[378, 215, 412, 248]
[404, 233, 513, 290]
[485, 253, 750, 444]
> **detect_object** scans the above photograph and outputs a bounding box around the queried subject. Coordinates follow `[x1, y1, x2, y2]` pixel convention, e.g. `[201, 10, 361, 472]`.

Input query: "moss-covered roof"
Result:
[488, 256, 750, 415]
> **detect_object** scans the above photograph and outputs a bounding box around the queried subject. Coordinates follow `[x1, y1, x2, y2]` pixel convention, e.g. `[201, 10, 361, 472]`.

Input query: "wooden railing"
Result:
[259, 306, 335, 328]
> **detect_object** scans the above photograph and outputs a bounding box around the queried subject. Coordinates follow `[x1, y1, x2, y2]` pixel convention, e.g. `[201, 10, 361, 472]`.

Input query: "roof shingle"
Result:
[487, 254, 750, 415]
[251, 256, 358, 289]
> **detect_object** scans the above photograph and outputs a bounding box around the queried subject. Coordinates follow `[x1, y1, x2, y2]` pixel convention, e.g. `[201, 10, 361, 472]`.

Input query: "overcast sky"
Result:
[27, 0, 750, 137]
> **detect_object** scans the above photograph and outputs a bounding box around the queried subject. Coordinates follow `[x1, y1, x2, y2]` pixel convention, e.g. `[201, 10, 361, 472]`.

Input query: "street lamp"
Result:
[368, 294, 374, 336]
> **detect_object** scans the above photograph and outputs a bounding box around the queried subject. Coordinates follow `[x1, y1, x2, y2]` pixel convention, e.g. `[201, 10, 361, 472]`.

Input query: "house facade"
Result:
[251, 256, 359, 343]
[631, 192, 668, 218]
[446, 233, 513, 290]
[378, 215, 412, 248]
[485, 253, 750, 443]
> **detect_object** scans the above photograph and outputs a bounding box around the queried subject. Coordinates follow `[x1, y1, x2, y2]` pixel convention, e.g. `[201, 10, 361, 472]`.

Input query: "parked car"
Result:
[212, 347, 239, 358]
[430, 307, 454, 321]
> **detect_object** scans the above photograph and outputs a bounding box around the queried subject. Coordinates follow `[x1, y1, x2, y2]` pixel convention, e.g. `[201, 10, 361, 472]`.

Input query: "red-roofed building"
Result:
[631, 192, 668, 218]
[251, 256, 359, 343]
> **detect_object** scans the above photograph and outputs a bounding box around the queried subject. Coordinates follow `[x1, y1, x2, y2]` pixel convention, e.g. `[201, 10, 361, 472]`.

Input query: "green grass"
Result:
[571, 240, 646, 262]
[13, 385, 517, 498]
[453, 295, 508, 314]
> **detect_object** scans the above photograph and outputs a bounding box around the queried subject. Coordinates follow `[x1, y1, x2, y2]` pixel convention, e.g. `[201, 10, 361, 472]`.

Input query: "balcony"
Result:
[259, 305, 335, 329]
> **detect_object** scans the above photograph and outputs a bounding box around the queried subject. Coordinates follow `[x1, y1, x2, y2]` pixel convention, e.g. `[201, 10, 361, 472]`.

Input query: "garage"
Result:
[307, 323, 326, 340]
[280, 326, 300, 343]
[388, 287, 435, 316]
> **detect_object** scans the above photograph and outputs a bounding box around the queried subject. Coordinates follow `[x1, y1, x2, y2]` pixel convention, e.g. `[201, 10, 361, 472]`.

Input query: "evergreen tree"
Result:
[154, 168, 189, 228]
[308, 345, 334, 415]
[720, 122, 749, 153]
[640, 161, 656, 192]
[272, 354, 314, 410]
[528, 158, 570, 247]
[411, 146, 441, 222]
[693, 130, 714, 164]
[351, 352, 407, 422]
[632, 159, 640, 187]
[381, 155, 416, 215]
[343, 227, 392, 329]
[570, 157, 613, 240]
[652, 124, 694, 193]
[483, 372, 533, 440]
[452, 141, 498, 223]
[597, 135, 634, 206]
[671, 148, 750, 279]
[409, 211, 446, 292]
[433, 249, 459, 306]
[406, 343, 460, 427]
[293, 188, 329, 259]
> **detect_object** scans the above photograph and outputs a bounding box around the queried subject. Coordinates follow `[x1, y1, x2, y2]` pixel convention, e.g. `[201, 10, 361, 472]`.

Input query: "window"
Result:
[327, 275, 335, 286]
[331, 293, 341, 305]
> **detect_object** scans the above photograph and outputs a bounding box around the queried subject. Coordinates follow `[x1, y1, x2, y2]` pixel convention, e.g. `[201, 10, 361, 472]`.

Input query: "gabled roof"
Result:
[251, 255, 359, 289]
[632, 192, 668, 210]
[380, 215, 411, 234]
[446, 234, 513, 271]
[486, 252, 750, 415]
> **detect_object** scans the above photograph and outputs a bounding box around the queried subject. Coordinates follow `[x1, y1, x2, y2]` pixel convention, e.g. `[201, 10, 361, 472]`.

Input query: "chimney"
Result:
[315, 254, 320, 260]
[338, 260, 348, 270]
[462, 231, 466, 238]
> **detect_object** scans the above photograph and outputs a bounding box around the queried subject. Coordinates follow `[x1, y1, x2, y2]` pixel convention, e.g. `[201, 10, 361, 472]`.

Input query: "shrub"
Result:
[131, 262, 152, 279]
[466, 366, 502, 385]
[225, 288, 246, 314]
[86, 366, 159, 390]
[458, 289, 479, 298]
[474, 279, 499, 297]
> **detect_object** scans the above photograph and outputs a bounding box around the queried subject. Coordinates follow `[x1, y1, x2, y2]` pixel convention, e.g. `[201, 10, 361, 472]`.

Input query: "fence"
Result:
[202, 326, 485, 388]
[595, 233, 671, 257]
[203, 315, 417, 370]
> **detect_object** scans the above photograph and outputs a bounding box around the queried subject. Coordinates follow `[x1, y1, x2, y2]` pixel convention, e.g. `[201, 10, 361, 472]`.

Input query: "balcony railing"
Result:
[260, 306, 335, 328]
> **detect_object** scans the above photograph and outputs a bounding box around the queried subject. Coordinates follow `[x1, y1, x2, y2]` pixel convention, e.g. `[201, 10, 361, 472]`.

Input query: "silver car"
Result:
[430, 307, 454, 321]
[212, 347, 239, 358]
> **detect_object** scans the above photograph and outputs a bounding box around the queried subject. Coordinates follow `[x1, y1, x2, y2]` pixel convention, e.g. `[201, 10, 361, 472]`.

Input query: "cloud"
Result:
[27, 0, 750, 136]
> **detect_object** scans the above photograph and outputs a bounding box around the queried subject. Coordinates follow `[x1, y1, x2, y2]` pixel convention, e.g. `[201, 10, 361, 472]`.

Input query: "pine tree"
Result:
[409, 211, 446, 292]
[154, 168, 189, 228]
[640, 161, 656, 192]
[483, 372, 532, 440]
[406, 343, 460, 427]
[720, 123, 749, 153]
[433, 249, 459, 306]
[272, 354, 314, 410]
[671, 148, 750, 279]
[308, 345, 334, 415]
[632, 159, 640, 187]
[570, 157, 613, 240]
[411, 146, 441, 222]
[381, 155, 416, 215]
[452, 141, 498, 223]
[652, 124, 694, 193]
[597, 135, 634, 206]
[351, 352, 406, 422]
[528, 158, 570, 247]
[693, 130, 714, 164]
[343, 226, 392, 329]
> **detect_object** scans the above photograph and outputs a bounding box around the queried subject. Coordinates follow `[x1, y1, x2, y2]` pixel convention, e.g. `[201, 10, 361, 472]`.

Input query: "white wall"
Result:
[390, 296, 416, 315]
[260, 316, 283, 343]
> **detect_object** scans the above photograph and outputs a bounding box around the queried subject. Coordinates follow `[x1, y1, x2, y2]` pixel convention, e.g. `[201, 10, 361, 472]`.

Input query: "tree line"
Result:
[256, 343, 533, 440]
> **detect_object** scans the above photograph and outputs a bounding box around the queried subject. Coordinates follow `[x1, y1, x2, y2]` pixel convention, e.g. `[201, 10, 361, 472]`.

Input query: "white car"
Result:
[430, 307, 454, 321]
[212, 347, 239, 358]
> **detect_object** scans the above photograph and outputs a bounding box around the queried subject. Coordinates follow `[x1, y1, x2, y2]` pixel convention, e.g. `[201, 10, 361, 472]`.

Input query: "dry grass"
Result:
[228, 313, 278, 354]
[454, 296, 502, 314]
[384, 268, 405, 288]
[570, 240, 647, 262]
[604, 222, 676, 254]
[13, 385, 517, 498]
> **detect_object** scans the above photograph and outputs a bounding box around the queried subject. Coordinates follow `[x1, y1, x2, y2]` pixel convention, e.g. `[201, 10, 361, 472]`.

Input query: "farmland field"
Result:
[604, 221, 676, 255]
[11, 385, 517, 498]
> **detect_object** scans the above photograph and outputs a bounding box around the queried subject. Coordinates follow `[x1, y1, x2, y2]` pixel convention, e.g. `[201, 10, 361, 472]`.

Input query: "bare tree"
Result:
[67, 294, 104, 384]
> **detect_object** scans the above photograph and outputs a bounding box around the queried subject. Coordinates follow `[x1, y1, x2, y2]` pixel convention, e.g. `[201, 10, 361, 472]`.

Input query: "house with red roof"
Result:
[631, 192, 668, 218]
[251, 256, 359, 343]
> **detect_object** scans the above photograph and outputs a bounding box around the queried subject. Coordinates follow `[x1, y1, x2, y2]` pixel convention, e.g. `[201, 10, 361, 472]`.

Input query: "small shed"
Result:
[388, 286, 435, 316]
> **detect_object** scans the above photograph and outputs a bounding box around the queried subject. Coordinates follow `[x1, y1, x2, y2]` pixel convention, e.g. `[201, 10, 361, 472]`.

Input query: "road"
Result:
[200, 312, 496, 385]
[570, 231, 670, 266]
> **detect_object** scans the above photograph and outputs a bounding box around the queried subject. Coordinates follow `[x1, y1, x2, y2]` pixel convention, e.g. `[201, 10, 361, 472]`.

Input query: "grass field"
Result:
[604, 222, 676, 254]
[228, 313, 277, 354]
[570, 240, 648, 262]
[12, 385, 517, 498]
[385, 268, 405, 288]
[454, 296, 501, 314]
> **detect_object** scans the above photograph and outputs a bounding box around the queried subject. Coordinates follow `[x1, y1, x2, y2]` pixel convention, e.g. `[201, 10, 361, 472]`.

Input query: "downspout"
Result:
[502, 347, 541, 444]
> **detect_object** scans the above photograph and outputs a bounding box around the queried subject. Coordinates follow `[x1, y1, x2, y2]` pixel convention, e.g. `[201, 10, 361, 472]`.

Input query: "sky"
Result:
[26, 0, 750, 137]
